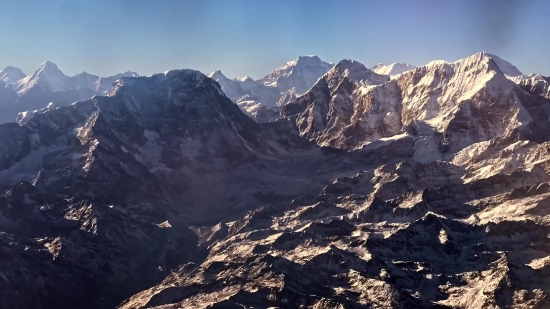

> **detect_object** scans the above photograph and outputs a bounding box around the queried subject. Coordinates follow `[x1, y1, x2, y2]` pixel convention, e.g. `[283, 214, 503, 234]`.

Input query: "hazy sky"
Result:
[1, 0, 548, 78]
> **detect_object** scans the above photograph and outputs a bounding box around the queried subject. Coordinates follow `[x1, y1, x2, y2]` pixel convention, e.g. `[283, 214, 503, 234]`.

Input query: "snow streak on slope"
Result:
[487, 53, 523, 76]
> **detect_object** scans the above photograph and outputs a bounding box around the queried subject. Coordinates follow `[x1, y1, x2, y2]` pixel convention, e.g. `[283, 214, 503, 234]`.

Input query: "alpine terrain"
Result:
[208, 55, 334, 122]
[1, 52, 550, 309]
[0, 62, 139, 124]
[371, 62, 416, 76]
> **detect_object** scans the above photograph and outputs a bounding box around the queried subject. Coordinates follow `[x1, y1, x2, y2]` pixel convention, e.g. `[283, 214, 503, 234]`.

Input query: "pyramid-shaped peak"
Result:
[39, 61, 59, 69]
[208, 70, 228, 80]
[235, 76, 254, 82]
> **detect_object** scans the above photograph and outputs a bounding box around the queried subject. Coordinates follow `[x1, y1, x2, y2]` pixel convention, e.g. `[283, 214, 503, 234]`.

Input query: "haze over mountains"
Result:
[0, 62, 138, 124]
[1, 51, 550, 308]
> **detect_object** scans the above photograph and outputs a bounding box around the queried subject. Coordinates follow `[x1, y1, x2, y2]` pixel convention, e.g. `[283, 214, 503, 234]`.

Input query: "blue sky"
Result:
[1, 0, 548, 78]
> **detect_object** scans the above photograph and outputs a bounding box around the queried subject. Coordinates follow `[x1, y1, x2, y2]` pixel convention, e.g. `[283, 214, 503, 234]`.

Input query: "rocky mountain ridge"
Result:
[0, 62, 138, 124]
[371, 62, 416, 76]
[208, 55, 334, 122]
[119, 54, 550, 308]
[282, 52, 550, 156]
[1, 51, 550, 308]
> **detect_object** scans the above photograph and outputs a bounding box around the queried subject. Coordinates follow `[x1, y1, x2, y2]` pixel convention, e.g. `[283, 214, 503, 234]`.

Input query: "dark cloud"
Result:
[470, 0, 526, 52]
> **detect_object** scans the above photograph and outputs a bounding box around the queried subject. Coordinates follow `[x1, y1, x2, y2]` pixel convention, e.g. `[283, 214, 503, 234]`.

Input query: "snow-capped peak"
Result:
[0, 66, 26, 84]
[235, 76, 254, 82]
[259, 55, 334, 94]
[207, 70, 230, 81]
[15, 61, 70, 94]
[330, 59, 389, 85]
[37, 61, 61, 72]
[371, 62, 416, 76]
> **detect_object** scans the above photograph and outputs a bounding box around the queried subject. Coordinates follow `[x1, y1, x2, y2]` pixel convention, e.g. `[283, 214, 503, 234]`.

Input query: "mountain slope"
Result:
[0, 81, 18, 107]
[518, 74, 550, 99]
[281, 58, 395, 149]
[15, 61, 72, 94]
[487, 53, 523, 77]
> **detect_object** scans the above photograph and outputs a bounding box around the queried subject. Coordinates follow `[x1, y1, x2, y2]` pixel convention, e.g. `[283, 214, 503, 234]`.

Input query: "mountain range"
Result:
[371, 62, 416, 76]
[207, 55, 334, 122]
[1, 52, 550, 308]
[0, 62, 138, 124]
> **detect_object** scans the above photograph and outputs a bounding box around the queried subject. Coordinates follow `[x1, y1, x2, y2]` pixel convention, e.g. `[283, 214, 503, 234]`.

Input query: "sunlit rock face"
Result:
[2, 53, 550, 309]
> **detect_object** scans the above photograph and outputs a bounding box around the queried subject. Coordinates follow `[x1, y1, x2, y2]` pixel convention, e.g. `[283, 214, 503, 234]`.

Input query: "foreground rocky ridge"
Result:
[120, 143, 550, 308]
[1, 52, 550, 309]
[0, 69, 413, 308]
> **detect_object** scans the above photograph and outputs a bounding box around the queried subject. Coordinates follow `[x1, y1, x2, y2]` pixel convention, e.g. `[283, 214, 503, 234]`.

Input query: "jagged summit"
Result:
[422, 52, 523, 78]
[282, 51, 547, 153]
